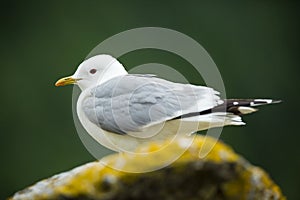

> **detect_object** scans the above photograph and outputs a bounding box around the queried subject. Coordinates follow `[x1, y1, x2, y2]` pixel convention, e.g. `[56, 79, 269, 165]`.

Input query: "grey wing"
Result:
[82, 75, 221, 134]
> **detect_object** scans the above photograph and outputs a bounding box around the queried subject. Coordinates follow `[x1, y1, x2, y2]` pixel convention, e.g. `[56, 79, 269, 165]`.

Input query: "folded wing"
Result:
[81, 75, 221, 134]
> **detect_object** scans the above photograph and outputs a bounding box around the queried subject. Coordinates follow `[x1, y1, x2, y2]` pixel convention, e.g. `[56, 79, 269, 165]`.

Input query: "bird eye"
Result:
[89, 69, 97, 74]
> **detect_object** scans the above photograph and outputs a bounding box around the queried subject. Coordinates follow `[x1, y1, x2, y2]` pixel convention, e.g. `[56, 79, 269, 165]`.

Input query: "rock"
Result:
[9, 136, 285, 200]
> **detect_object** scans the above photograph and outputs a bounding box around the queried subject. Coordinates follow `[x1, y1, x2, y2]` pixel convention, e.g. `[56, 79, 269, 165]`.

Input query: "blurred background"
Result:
[1, 1, 299, 199]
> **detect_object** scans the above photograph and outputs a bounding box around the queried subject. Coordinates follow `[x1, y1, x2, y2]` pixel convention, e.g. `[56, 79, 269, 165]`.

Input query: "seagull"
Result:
[55, 54, 280, 152]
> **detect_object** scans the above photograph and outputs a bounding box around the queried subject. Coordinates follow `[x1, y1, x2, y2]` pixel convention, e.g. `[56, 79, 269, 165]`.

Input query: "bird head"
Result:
[55, 54, 127, 90]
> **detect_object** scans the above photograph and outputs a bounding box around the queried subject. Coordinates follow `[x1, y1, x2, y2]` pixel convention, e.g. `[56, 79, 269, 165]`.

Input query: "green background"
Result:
[1, 1, 299, 199]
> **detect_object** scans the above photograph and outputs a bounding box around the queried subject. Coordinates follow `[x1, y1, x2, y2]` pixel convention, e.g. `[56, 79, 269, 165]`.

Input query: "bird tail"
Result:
[177, 99, 281, 119]
[177, 98, 281, 132]
[174, 98, 281, 133]
[210, 99, 282, 116]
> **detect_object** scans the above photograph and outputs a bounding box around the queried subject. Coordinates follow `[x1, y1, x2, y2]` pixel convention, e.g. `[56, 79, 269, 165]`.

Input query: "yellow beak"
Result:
[55, 76, 79, 87]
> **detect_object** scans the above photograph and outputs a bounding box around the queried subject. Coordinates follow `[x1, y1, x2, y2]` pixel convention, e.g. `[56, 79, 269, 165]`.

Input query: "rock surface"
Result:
[10, 136, 285, 200]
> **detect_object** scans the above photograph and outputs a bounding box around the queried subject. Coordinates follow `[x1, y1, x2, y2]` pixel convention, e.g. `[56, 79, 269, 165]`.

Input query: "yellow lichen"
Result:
[50, 135, 241, 198]
[10, 135, 285, 200]
[51, 136, 239, 198]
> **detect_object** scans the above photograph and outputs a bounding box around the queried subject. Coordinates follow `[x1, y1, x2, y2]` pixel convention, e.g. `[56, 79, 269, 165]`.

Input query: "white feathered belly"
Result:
[83, 112, 244, 153]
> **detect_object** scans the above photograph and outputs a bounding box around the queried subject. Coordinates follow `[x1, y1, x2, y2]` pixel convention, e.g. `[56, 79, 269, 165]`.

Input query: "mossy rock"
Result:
[10, 135, 285, 200]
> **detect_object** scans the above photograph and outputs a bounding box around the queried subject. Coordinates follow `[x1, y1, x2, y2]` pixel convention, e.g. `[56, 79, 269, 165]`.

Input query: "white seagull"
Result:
[55, 54, 280, 152]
